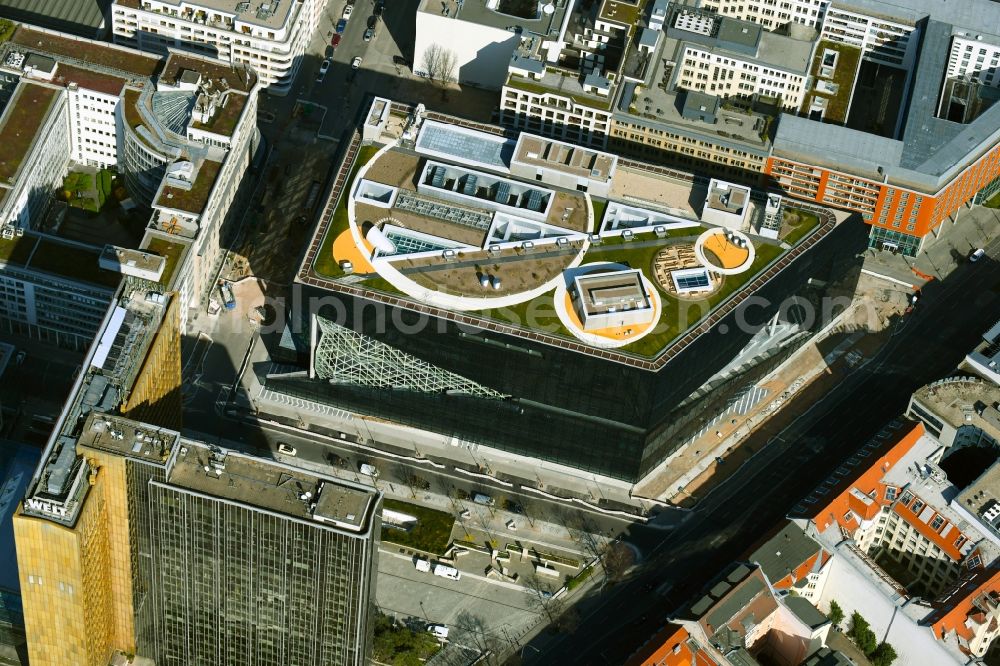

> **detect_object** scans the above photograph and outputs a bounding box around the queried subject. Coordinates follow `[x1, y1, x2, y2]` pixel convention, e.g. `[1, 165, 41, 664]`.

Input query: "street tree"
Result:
[870, 642, 898, 666]
[421, 43, 458, 86]
[828, 600, 844, 629]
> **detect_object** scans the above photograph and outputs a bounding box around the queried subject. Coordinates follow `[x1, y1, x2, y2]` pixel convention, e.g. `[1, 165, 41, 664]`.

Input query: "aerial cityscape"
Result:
[0, 0, 998, 664]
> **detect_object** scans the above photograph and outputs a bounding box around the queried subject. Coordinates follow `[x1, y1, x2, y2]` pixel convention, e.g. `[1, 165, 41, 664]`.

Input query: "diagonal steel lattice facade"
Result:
[313, 317, 505, 399]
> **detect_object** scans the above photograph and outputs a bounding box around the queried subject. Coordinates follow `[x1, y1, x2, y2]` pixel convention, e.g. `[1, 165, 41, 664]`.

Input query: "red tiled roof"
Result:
[624, 624, 720, 666]
[805, 421, 925, 532]
[929, 567, 1000, 646]
[892, 491, 965, 561]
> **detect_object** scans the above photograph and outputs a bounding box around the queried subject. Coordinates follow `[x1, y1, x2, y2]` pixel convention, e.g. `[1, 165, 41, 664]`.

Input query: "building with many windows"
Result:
[111, 0, 323, 95]
[700, 0, 829, 31]
[13, 269, 382, 666]
[0, 25, 261, 328]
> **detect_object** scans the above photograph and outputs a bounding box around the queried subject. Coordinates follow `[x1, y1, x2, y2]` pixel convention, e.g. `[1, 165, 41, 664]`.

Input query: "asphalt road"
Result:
[516, 241, 1000, 664]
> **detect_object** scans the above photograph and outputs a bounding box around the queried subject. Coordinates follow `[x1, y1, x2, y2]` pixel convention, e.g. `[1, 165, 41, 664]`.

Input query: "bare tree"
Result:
[454, 611, 507, 665]
[524, 575, 579, 634]
[421, 43, 457, 86]
[602, 541, 636, 583]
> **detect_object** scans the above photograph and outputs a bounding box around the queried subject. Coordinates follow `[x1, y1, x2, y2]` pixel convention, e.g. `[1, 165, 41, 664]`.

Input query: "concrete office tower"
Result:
[15, 412, 381, 666]
[111, 0, 324, 95]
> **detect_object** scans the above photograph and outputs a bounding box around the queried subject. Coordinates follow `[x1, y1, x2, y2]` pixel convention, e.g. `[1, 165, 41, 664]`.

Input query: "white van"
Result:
[427, 625, 449, 640]
[433, 564, 461, 580]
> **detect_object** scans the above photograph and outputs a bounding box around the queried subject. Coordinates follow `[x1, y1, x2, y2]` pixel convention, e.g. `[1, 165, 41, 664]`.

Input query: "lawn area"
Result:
[314, 145, 382, 278]
[782, 207, 820, 245]
[0, 19, 15, 44]
[0, 84, 57, 184]
[983, 191, 1000, 209]
[622, 241, 785, 357]
[480, 294, 570, 336]
[372, 612, 440, 666]
[566, 562, 596, 591]
[157, 160, 222, 214]
[63, 169, 117, 213]
[381, 498, 455, 555]
[29, 239, 121, 289]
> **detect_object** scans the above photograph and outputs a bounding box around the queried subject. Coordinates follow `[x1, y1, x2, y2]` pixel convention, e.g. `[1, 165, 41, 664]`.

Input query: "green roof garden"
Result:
[156, 160, 223, 214]
[142, 236, 188, 289]
[26, 238, 121, 289]
[0, 83, 57, 185]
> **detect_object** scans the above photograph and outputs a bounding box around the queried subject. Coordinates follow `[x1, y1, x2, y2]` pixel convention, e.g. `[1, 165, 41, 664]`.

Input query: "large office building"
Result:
[0, 25, 261, 329]
[13, 272, 381, 666]
[111, 0, 323, 95]
[282, 100, 864, 487]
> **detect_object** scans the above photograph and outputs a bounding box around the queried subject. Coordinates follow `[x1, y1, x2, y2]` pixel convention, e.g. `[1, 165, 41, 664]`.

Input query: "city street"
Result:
[515, 236, 1000, 664]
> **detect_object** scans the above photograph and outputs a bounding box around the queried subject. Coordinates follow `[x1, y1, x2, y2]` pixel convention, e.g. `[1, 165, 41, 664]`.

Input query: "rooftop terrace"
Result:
[168, 442, 379, 532]
[120, 0, 298, 30]
[162, 51, 257, 93]
[0, 82, 57, 185]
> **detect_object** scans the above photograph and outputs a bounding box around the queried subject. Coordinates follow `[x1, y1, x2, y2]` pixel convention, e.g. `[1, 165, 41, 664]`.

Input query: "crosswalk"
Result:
[687, 384, 770, 443]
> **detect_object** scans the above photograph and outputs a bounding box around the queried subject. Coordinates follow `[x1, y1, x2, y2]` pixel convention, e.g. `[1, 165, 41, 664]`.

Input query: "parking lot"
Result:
[376, 550, 542, 652]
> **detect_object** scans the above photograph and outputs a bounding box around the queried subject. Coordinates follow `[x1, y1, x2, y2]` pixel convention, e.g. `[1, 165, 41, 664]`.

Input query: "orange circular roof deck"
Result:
[702, 232, 750, 270]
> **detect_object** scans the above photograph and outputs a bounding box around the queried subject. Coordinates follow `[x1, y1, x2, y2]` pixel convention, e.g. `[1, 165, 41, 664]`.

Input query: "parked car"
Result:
[472, 493, 495, 507]
[970, 247, 986, 262]
[277, 442, 297, 456]
[324, 45, 334, 58]
[351, 56, 363, 69]
[367, 15, 378, 29]
[342, 3, 353, 19]
[335, 18, 347, 33]
[331, 34, 342, 47]
[363, 27, 374, 42]
[316, 58, 330, 81]
[359, 462, 378, 477]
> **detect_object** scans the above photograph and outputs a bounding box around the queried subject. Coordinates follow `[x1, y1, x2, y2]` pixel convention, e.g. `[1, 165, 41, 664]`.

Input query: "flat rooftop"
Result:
[155, 159, 223, 214]
[420, 0, 569, 37]
[124, 0, 297, 30]
[576, 270, 649, 316]
[168, 442, 379, 533]
[76, 413, 178, 463]
[0, 82, 57, 185]
[707, 181, 750, 214]
[514, 134, 617, 182]
[911, 377, 1000, 442]
[10, 25, 161, 77]
[955, 462, 1000, 540]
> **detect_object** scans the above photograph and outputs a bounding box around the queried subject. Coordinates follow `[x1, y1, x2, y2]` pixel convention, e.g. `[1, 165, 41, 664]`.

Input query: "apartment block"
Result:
[927, 565, 1000, 659]
[962, 319, 1000, 386]
[794, 420, 997, 601]
[818, 4, 917, 69]
[745, 520, 833, 603]
[111, 0, 322, 95]
[0, 25, 261, 327]
[906, 375, 1000, 448]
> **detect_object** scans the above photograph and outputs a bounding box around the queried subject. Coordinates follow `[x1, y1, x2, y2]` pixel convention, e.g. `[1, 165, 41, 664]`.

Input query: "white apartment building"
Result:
[947, 35, 1000, 86]
[819, 5, 917, 69]
[699, 0, 829, 30]
[676, 44, 808, 109]
[111, 0, 322, 95]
